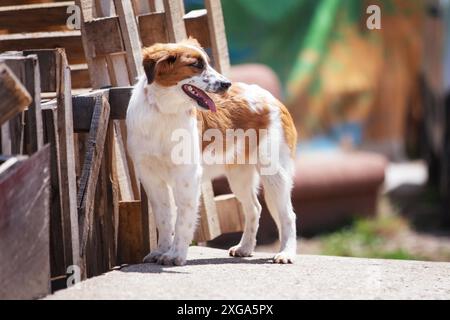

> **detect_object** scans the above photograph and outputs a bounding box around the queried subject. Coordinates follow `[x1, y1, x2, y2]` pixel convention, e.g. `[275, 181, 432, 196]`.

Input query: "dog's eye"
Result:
[189, 60, 204, 69]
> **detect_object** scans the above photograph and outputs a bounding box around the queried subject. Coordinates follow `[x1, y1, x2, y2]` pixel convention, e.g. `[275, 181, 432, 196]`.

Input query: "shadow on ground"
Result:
[120, 257, 274, 274]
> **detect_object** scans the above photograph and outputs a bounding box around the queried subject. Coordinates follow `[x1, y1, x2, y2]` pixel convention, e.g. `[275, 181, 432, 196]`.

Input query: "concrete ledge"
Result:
[46, 247, 450, 300]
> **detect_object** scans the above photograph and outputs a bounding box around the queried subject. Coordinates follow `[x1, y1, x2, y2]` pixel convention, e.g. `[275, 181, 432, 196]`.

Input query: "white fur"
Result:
[127, 51, 297, 265]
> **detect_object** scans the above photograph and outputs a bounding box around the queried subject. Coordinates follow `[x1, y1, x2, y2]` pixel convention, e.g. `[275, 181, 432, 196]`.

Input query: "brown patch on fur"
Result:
[278, 102, 297, 158]
[142, 40, 205, 87]
[197, 83, 271, 163]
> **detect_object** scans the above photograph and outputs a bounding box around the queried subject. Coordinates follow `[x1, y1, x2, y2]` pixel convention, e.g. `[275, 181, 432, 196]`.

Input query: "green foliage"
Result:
[318, 216, 425, 260]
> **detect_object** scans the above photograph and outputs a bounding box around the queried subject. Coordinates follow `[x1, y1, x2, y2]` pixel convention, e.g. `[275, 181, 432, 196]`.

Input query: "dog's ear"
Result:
[182, 37, 202, 49]
[143, 54, 177, 85]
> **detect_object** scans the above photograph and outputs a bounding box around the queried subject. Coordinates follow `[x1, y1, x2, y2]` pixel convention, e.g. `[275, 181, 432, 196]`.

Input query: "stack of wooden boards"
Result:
[0, 0, 245, 299]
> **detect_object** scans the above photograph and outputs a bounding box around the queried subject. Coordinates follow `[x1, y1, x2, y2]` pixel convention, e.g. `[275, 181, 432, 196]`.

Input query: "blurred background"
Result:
[187, 0, 450, 261]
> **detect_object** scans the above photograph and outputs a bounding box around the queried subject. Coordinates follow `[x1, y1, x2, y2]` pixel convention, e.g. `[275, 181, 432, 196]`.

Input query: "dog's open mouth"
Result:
[182, 84, 217, 112]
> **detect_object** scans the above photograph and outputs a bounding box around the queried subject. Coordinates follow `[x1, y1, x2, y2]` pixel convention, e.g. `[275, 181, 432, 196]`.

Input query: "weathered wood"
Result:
[138, 12, 169, 46]
[84, 17, 125, 57]
[215, 194, 245, 235]
[113, 121, 137, 201]
[132, 0, 151, 15]
[118, 193, 157, 265]
[140, 184, 158, 252]
[22, 54, 44, 154]
[71, 64, 91, 89]
[109, 86, 133, 119]
[72, 86, 132, 129]
[196, 181, 221, 242]
[113, 0, 144, 82]
[72, 96, 96, 133]
[0, 31, 85, 65]
[78, 96, 110, 263]
[204, 0, 230, 75]
[103, 121, 120, 269]
[184, 9, 211, 48]
[0, 2, 74, 33]
[106, 53, 130, 86]
[42, 106, 66, 279]
[163, 0, 187, 42]
[117, 201, 145, 264]
[75, 0, 111, 88]
[0, 63, 32, 126]
[23, 49, 57, 92]
[1, 54, 43, 155]
[55, 49, 80, 272]
[0, 145, 51, 300]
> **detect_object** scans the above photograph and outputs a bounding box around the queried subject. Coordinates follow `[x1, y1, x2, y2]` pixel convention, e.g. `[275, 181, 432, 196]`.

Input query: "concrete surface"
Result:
[46, 247, 450, 300]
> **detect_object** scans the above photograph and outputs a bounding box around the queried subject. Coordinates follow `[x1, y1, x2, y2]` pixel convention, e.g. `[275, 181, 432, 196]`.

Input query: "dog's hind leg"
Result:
[260, 163, 297, 264]
[226, 165, 262, 257]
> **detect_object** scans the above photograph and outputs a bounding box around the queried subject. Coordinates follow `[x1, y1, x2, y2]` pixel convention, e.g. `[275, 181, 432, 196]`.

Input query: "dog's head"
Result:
[142, 38, 231, 113]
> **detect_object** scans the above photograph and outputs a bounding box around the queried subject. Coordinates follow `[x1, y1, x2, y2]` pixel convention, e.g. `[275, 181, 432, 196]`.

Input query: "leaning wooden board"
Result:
[0, 145, 51, 300]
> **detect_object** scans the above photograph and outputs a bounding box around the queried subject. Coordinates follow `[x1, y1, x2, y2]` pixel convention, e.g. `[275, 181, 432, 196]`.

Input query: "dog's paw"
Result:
[273, 252, 295, 264]
[143, 251, 164, 263]
[229, 245, 253, 257]
[156, 252, 186, 266]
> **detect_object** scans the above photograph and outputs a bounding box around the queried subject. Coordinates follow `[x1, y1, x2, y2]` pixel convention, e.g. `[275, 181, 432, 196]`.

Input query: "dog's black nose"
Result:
[219, 81, 232, 91]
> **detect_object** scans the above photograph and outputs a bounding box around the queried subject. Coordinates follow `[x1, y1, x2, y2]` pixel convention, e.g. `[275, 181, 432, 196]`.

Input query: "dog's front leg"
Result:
[141, 175, 175, 263]
[157, 167, 201, 266]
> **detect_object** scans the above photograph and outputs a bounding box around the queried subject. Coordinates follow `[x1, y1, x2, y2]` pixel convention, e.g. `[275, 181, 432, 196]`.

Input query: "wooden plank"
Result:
[113, 0, 144, 82]
[70, 64, 91, 89]
[118, 197, 157, 264]
[0, 63, 32, 126]
[132, 0, 151, 15]
[184, 9, 211, 48]
[84, 17, 125, 57]
[1, 55, 43, 155]
[0, 31, 85, 65]
[72, 86, 132, 129]
[42, 106, 66, 278]
[163, 0, 187, 42]
[75, 0, 111, 88]
[196, 181, 221, 242]
[72, 96, 96, 132]
[140, 185, 158, 253]
[103, 121, 120, 269]
[113, 121, 137, 201]
[0, 2, 74, 33]
[106, 53, 131, 86]
[55, 49, 80, 272]
[138, 12, 169, 47]
[0, 145, 51, 300]
[77, 96, 110, 261]
[109, 86, 133, 119]
[23, 49, 57, 93]
[22, 54, 44, 154]
[204, 0, 230, 75]
[215, 194, 244, 234]
[117, 201, 145, 264]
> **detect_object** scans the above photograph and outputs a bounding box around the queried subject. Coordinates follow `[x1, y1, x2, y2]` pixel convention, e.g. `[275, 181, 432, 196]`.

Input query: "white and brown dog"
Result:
[126, 38, 297, 266]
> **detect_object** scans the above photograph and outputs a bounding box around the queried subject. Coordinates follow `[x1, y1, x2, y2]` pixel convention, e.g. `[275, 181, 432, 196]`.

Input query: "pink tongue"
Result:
[205, 97, 217, 112]
[196, 88, 216, 112]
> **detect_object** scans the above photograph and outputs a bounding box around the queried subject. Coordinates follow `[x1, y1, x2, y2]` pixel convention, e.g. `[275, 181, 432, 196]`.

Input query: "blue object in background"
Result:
[298, 122, 363, 153]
